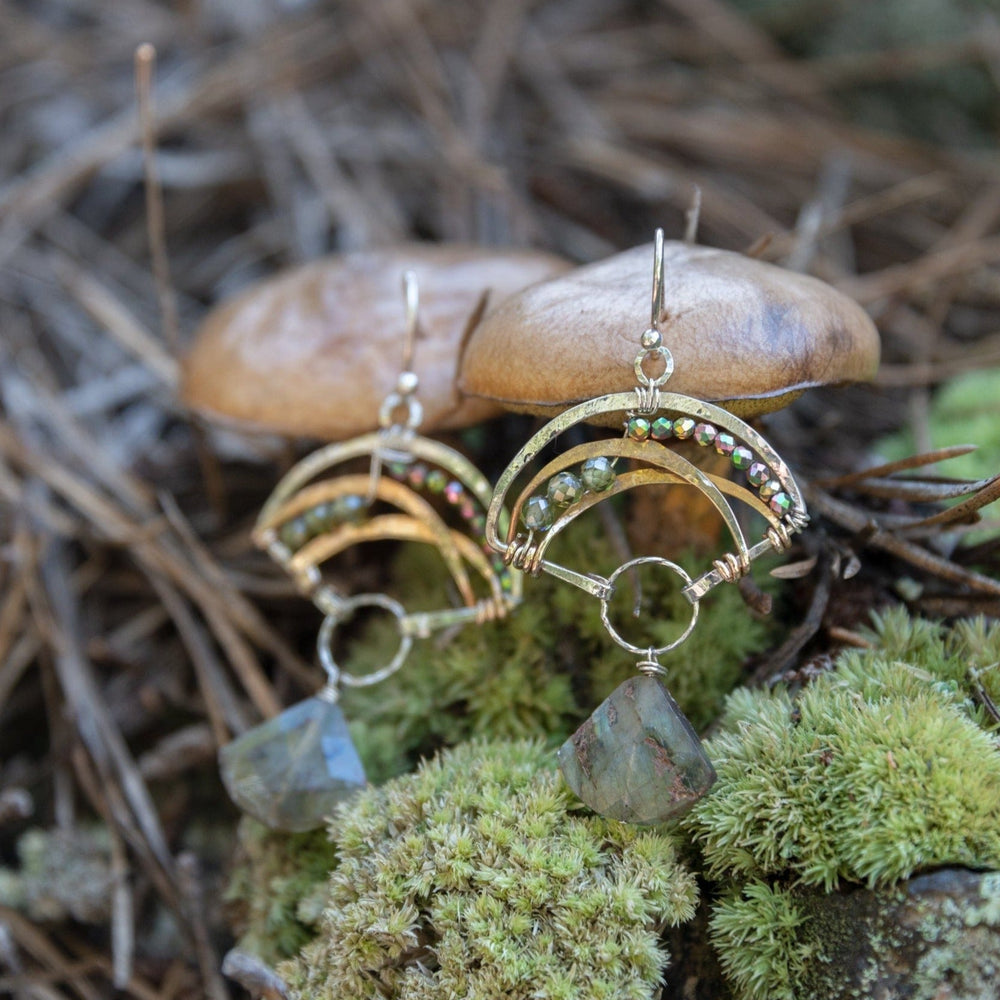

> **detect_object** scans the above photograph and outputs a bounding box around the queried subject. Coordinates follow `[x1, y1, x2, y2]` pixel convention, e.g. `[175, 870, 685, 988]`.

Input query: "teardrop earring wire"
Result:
[486, 229, 808, 824]
[218, 271, 521, 832]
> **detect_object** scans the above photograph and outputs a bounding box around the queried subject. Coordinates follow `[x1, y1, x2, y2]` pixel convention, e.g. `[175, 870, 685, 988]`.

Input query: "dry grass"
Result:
[1, 0, 999, 996]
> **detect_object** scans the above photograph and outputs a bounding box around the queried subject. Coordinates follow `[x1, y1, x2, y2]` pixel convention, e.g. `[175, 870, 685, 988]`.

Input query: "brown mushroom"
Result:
[458, 240, 879, 421]
[181, 244, 571, 440]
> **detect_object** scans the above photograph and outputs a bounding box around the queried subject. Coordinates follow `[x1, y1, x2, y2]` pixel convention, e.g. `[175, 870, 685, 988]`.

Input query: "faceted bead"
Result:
[673, 417, 696, 440]
[626, 416, 651, 441]
[331, 494, 366, 523]
[522, 495, 554, 531]
[387, 461, 409, 478]
[650, 417, 674, 440]
[759, 479, 782, 501]
[426, 469, 448, 493]
[304, 502, 334, 534]
[279, 516, 310, 551]
[444, 480, 465, 505]
[731, 446, 754, 470]
[694, 423, 717, 446]
[219, 694, 366, 832]
[459, 499, 477, 520]
[581, 457, 616, 492]
[747, 461, 771, 487]
[557, 675, 716, 824]
[769, 492, 793, 516]
[547, 471, 583, 507]
[715, 432, 736, 456]
[407, 463, 428, 487]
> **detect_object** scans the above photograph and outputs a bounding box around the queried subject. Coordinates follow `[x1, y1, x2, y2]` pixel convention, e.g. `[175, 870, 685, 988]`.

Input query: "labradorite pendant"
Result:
[557, 674, 716, 824]
[219, 693, 366, 832]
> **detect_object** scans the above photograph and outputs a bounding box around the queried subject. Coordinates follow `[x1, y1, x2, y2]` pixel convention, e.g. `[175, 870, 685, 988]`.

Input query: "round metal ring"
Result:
[599, 556, 700, 657]
[633, 345, 674, 388]
[379, 392, 423, 431]
[317, 593, 413, 689]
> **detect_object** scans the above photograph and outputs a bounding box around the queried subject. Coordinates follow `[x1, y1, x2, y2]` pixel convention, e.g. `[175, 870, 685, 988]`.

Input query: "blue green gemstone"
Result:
[557, 675, 716, 824]
[547, 471, 583, 506]
[218, 694, 366, 832]
[522, 496, 554, 531]
[426, 469, 448, 493]
[581, 456, 616, 492]
[278, 516, 310, 550]
[331, 494, 366, 523]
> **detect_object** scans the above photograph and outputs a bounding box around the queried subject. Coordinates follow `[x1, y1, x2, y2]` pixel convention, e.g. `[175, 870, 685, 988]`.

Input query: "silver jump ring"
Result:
[379, 392, 423, 431]
[633, 345, 674, 388]
[599, 556, 700, 657]
[317, 594, 413, 689]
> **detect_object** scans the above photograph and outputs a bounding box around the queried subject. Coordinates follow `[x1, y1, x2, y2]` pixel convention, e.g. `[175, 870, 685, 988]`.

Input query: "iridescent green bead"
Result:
[278, 516, 310, 551]
[673, 417, 696, 440]
[304, 502, 335, 534]
[331, 494, 366, 523]
[626, 416, 651, 441]
[547, 471, 583, 506]
[747, 461, 771, 487]
[650, 417, 673, 440]
[759, 479, 781, 501]
[426, 469, 448, 493]
[581, 456, 616, 492]
[522, 495, 554, 531]
[387, 461, 409, 478]
[731, 446, 754, 470]
[694, 423, 717, 446]
[769, 492, 793, 516]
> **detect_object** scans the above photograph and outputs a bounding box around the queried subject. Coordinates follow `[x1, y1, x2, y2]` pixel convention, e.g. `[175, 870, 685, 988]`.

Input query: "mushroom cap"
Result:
[458, 241, 880, 420]
[181, 244, 571, 440]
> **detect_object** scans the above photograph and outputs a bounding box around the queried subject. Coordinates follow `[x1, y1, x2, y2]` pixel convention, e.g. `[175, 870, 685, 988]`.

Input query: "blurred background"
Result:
[2, 0, 1000, 996]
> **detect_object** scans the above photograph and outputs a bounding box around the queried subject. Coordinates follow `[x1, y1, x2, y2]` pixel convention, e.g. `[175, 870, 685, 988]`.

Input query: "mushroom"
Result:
[181, 244, 571, 440]
[458, 240, 879, 422]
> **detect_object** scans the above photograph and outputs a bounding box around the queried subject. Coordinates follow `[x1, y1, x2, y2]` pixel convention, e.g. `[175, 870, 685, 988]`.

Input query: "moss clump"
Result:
[0, 826, 113, 924]
[342, 515, 773, 783]
[224, 817, 337, 965]
[684, 611, 1000, 1000]
[280, 739, 698, 1000]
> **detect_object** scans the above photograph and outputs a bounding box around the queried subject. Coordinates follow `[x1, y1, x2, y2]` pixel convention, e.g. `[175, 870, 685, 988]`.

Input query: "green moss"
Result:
[341, 517, 773, 783]
[280, 739, 697, 1000]
[224, 817, 337, 964]
[685, 611, 1000, 1000]
[0, 826, 112, 924]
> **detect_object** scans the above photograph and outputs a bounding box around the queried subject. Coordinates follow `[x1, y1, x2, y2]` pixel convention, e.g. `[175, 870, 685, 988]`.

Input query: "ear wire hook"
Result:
[400, 269, 419, 387]
[649, 227, 665, 332]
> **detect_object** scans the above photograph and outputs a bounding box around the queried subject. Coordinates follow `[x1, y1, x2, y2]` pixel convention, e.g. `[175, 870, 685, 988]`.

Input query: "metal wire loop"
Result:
[599, 557, 700, 657]
[317, 593, 413, 690]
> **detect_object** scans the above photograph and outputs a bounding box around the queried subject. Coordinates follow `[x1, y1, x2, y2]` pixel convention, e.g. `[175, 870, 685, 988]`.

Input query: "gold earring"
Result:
[220, 271, 521, 831]
[485, 230, 807, 824]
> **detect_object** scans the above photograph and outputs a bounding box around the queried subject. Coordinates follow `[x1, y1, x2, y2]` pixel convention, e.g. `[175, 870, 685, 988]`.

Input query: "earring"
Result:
[220, 271, 521, 832]
[485, 229, 808, 825]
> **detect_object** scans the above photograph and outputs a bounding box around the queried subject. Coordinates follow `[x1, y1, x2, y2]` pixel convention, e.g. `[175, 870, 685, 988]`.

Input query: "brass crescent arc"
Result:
[257, 430, 521, 605]
[506, 436, 789, 567]
[259, 431, 496, 530]
[290, 513, 478, 608]
[486, 390, 804, 555]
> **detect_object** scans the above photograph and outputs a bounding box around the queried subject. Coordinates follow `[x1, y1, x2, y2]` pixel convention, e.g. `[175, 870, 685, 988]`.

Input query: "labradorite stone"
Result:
[557, 675, 716, 824]
[219, 696, 366, 832]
